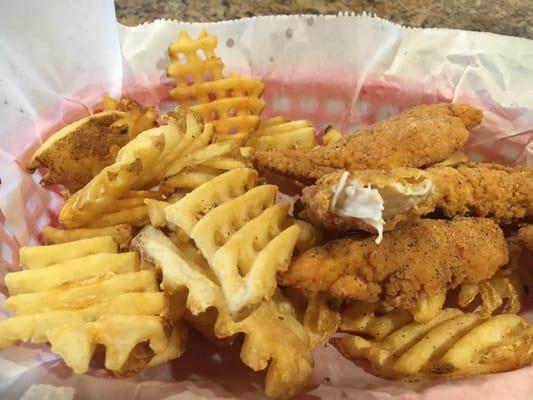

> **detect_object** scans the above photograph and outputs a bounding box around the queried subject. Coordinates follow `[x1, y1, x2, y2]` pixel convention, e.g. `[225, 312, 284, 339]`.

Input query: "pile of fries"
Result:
[1, 29, 532, 399]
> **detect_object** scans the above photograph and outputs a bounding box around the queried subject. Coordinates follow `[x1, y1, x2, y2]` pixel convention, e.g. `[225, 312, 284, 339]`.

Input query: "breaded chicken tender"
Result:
[517, 224, 533, 252]
[254, 103, 482, 183]
[301, 163, 532, 241]
[278, 218, 508, 309]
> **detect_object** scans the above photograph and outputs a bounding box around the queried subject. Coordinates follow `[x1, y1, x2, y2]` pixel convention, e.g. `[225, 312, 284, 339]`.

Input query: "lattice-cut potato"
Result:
[20, 236, 118, 269]
[132, 226, 313, 399]
[322, 125, 343, 146]
[47, 315, 180, 375]
[283, 288, 340, 348]
[1, 237, 187, 376]
[247, 117, 317, 152]
[165, 168, 300, 319]
[41, 225, 133, 249]
[3, 270, 159, 315]
[339, 306, 533, 380]
[340, 301, 412, 338]
[102, 96, 159, 140]
[6, 252, 140, 295]
[59, 110, 207, 229]
[0, 292, 167, 347]
[459, 269, 530, 315]
[167, 30, 264, 139]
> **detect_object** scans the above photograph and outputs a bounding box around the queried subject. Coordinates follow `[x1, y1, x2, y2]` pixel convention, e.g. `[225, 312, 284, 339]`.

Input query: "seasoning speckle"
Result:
[226, 38, 234, 48]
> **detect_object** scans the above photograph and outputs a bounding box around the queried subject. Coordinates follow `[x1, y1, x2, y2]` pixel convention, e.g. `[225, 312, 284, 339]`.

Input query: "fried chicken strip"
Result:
[278, 218, 508, 309]
[301, 162, 533, 240]
[517, 224, 533, 252]
[255, 103, 482, 183]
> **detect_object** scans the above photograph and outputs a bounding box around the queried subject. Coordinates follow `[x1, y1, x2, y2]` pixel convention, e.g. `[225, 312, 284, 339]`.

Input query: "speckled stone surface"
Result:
[115, 0, 532, 39]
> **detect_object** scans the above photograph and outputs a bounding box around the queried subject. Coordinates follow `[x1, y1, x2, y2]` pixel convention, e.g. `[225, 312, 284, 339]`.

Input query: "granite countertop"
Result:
[116, 0, 532, 39]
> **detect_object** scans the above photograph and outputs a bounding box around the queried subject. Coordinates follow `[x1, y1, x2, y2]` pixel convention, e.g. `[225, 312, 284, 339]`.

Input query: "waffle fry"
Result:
[5, 252, 139, 295]
[322, 126, 343, 146]
[41, 225, 133, 249]
[20, 236, 118, 269]
[408, 292, 446, 323]
[167, 30, 265, 139]
[165, 168, 300, 319]
[302, 294, 340, 348]
[0, 238, 186, 375]
[85, 205, 150, 228]
[164, 133, 238, 177]
[340, 301, 412, 338]
[247, 117, 317, 152]
[132, 226, 313, 399]
[102, 96, 159, 140]
[458, 273, 526, 315]
[59, 110, 207, 228]
[339, 306, 533, 380]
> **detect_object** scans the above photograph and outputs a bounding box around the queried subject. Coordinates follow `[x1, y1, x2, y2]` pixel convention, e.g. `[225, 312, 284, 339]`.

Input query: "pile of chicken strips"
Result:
[1, 30, 532, 399]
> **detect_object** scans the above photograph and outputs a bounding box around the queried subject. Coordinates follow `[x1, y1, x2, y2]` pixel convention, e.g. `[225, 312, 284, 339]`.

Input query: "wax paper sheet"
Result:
[1, 0, 533, 399]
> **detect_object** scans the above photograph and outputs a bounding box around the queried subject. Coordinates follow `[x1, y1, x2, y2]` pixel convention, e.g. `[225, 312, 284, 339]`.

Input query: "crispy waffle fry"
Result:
[290, 219, 325, 253]
[458, 274, 526, 315]
[85, 205, 150, 228]
[165, 168, 300, 319]
[0, 238, 186, 375]
[59, 110, 206, 228]
[408, 292, 447, 323]
[340, 301, 412, 338]
[167, 30, 265, 139]
[322, 126, 343, 146]
[161, 166, 224, 192]
[20, 236, 118, 269]
[302, 294, 340, 348]
[41, 225, 133, 249]
[339, 306, 533, 380]
[132, 226, 313, 399]
[102, 96, 159, 140]
[247, 117, 317, 152]
[6, 252, 140, 295]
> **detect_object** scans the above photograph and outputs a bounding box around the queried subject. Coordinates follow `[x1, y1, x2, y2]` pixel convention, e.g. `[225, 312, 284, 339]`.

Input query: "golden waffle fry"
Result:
[165, 168, 300, 319]
[164, 133, 239, 178]
[59, 110, 206, 228]
[340, 301, 412, 338]
[339, 306, 533, 380]
[322, 126, 343, 146]
[20, 236, 118, 269]
[458, 274, 526, 315]
[132, 226, 313, 399]
[6, 252, 139, 295]
[3, 270, 159, 315]
[85, 205, 150, 228]
[41, 225, 133, 249]
[167, 30, 265, 139]
[102, 96, 159, 140]
[0, 293, 167, 346]
[302, 294, 340, 348]
[47, 315, 174, 374]
[290, 219, 324, 253]
[0, 238, 186, 375]
[247, 117, 317, 152]
[161, 166, 224, 193]
[408, 292, 446, 323]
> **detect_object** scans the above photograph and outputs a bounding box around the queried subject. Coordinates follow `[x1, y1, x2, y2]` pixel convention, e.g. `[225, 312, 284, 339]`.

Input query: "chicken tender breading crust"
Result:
[255, 103, 482, 183]
[301, 163, 533, 234]
[278, 218, 508, 309]
[517, 224, 533, 252]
